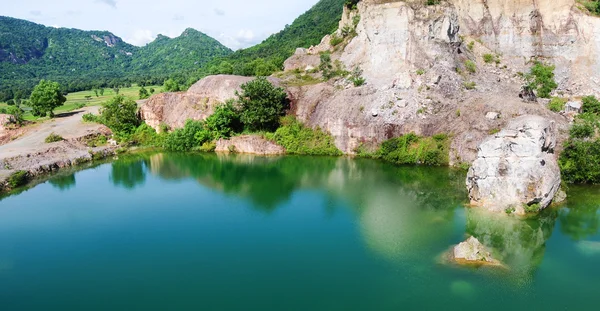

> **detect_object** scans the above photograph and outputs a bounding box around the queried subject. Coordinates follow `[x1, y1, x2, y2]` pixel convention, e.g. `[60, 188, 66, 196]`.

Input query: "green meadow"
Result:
[1, 85, 161, 122]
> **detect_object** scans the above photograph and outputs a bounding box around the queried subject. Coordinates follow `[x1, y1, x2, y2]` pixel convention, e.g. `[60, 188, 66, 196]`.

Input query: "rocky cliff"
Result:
[140, 0, 598, 165]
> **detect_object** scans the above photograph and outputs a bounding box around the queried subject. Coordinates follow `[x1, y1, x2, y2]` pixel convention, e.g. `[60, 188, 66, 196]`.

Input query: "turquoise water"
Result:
[0, 153, 599, 310]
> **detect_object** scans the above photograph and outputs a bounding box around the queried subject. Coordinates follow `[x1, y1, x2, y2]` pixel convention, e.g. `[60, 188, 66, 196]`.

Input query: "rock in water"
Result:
[466, 115, 561, 214]
[453, 236, 500, 266]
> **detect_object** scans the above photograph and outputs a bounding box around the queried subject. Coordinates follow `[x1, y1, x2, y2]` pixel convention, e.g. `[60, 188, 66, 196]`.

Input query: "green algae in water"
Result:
[0, 153, 599, 310]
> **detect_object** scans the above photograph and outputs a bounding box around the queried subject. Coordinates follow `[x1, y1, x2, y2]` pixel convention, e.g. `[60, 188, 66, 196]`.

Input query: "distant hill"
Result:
[0, 16, 232, 100]
[199, 0, 346, 77]
[0, 0, 345, 100]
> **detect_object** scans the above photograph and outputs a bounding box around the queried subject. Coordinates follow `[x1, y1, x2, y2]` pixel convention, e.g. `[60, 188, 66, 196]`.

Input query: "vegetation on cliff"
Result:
[267, 116, 342, 156]
[358, 133, 450, 166]
[560, 96, 600, 184]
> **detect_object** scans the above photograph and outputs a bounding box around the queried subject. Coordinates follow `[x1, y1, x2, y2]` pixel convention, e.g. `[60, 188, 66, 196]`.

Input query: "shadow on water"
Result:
[48, 174, 76, 191]
[558, 185, 600, 241]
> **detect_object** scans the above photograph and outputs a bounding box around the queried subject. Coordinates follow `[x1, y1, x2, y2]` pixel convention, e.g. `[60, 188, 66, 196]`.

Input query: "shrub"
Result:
[416, 69, 425, 75]
[86, 135, 108, 147]
[267, 116, 342, 156]
[559, 138, 600, 184]
[465, 60, 477, 73]
[82, 113, 99, 123]
[130, 123, 163, 147]
[4, 106, 24, 125]
[548, 97, 567, 112]
[463, 81, 477, 90]
[350, 66, 366, 86]
[376, 133, 449, 166]
[45, 133, 64, 143]
[582, 95, 600, 114]
[527, 62, 558, 98]
[163, 120, 207, 151]
[99, 95, 140, 134]
[139, 86, 150, 99]
[204, 100, 242, 139]
[237, 77, 289, 132]
[483, 54, 494, 63]
[330, 34, 344, 46]
[8, 170, 29, 188]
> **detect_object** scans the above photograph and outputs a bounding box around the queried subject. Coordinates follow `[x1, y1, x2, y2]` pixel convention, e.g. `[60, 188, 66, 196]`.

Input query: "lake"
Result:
[0, 153, 599, 310]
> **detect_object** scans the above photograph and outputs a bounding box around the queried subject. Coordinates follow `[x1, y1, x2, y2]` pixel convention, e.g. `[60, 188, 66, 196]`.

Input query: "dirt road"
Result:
[0, 106, 102, 159]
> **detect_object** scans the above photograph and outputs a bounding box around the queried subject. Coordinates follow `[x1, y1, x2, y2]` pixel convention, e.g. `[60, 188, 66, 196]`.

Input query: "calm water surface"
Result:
[0, 153, 599, 310]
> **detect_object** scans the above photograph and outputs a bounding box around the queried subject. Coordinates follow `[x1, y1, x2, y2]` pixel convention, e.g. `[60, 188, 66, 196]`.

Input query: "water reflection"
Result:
[110, 158, 148, 190]
[466, 208, 557, 281]
[559, 186, 600, 241]
[48, 174, 76, 191]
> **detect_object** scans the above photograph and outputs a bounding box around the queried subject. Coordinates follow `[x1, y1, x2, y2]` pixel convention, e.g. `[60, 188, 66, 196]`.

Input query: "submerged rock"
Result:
[466, 115, 561, 214]
[215, 135, 285, 155]
[452, 236, 501, 266]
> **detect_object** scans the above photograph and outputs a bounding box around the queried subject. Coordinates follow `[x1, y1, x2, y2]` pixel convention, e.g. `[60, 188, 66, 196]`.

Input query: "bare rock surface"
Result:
[140, 75, 282, 131]
[452, 236, 501, 266]
[215, 135, 285, 155]
[466, 115, 561, 214]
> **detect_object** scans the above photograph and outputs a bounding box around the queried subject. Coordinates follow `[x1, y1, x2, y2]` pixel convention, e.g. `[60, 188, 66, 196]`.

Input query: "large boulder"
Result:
[466, 115, 561, 214]
[140, 75, 281, 131]
[215, 135, 285, 155]
[452, 236, 502, 266]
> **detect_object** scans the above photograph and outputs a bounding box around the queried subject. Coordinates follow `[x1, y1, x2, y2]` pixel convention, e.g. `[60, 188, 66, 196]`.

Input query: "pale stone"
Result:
[466, 115, 561, 214]
[215, 135, 285, 155]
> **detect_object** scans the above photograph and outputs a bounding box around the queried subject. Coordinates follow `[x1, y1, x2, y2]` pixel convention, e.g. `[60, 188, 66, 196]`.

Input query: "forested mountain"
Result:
[131, 28, 232, 74]
[0, 16, 231, 100]
[0, 0, 345, 100]
[199, 0, 345, 77]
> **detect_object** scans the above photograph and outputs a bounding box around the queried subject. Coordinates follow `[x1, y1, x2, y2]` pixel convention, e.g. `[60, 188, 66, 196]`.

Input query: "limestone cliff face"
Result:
[288, 0, 595, 160]
[452, 0, 600, 94]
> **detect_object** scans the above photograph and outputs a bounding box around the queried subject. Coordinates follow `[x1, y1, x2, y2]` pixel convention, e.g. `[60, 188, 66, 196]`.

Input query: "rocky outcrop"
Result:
[215, 135, 285, 155]
[140, 75, 282, 131]
[452, 236, 502, 266]
[466, 115, 561, 214]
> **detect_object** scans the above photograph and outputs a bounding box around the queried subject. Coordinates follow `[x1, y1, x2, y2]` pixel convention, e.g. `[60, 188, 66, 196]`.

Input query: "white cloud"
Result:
[126, 29, 156, 46]
[214, 8, 225, 16]
[96, 0, 116, 9]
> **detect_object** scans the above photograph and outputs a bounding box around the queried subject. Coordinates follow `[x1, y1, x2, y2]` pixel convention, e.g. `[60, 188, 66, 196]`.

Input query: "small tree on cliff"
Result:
[236, 77, 289, 132]
[29, 80, 66, 118]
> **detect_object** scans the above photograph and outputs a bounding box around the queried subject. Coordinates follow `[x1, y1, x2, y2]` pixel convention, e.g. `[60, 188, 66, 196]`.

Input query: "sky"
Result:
[2, 0, 321, 50]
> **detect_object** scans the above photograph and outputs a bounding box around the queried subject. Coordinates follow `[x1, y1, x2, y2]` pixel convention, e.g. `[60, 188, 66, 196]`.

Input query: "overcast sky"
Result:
[2, 0, 320, 50]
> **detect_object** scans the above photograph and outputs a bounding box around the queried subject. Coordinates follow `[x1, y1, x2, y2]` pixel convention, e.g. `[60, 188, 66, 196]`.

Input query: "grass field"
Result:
[1, 85, 162, 122]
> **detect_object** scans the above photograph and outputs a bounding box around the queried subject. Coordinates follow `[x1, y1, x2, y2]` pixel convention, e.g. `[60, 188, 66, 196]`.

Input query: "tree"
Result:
[163, 79, 180, 92]
[99, 88, 105, 96]
[218, 61, 234, 75]
[99, 95, 140, 134]
[236, 77, 289, 131]
[139, 86, 150, 99]
[149, 88, 155, 94]
[113, 87, 120, 95]
[29, 80, 66, 118]
[94, 89, 99, 97]
[204, 100, 242, 138]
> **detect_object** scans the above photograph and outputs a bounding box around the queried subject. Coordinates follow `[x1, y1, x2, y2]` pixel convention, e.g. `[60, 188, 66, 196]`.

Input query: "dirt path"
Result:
[0, 106, 102, 159]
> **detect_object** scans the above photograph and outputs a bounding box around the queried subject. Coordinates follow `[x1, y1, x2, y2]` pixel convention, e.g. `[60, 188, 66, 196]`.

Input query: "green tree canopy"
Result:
[29, 80, 66, 117]
[236, 77, 289, 131]
[99, 95, 140, 134]
[139, 86, 150, 99]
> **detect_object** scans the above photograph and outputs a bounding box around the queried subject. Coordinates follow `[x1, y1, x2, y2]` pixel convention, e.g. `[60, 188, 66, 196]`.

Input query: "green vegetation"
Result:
[363, 133, 450, 166]
[463, 81, 477, 90]
[578, 0, 600, 15]
[44, 133, 64, 143]
[164, 120, 208, 152]
[237, 77, 289, 131]
[7, 171, 29, 189]
[139, 87, 150, 100]
[0, 16, 231, 101]
[524, 61, 558, 99]
[464, 60, 477, 74]
[548, 97, 567, 112]
[267, 116, 342, 156]
[416, 69, 425, 75]
[483, 53, 500, 64]
[349, 66, 366, 86]
[97, 95, 141, 134]
[559, 95, 600, 184]
[29, 80, 66, 118]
